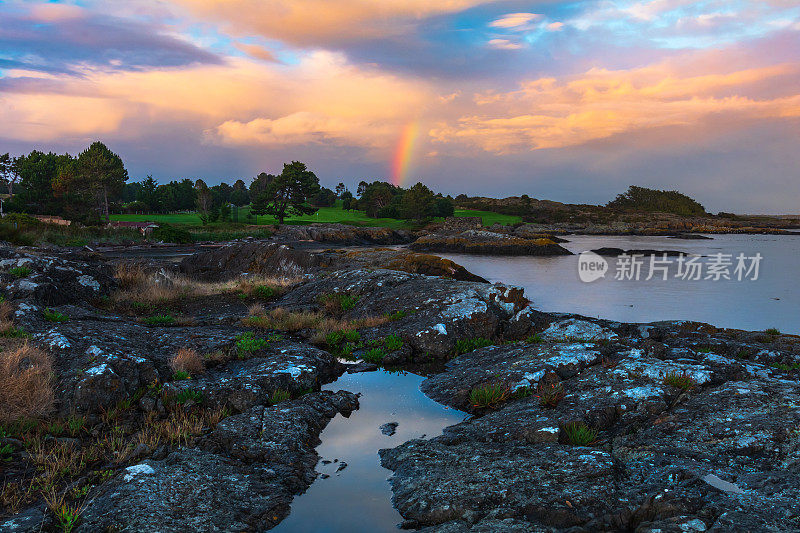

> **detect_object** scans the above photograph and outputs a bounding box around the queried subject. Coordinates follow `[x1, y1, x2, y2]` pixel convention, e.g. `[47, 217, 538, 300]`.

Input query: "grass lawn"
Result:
[454, 209, 522, 226]
[111, 212, 204, 225]
[112, 203, 521, 229]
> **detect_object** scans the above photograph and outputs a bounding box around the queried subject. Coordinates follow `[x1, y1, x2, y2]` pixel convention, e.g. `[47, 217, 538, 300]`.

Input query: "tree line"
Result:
[0, 143, 455, 225]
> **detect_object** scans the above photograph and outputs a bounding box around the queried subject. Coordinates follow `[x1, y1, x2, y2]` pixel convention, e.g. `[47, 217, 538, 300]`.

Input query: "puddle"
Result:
[272, 369, 466, 532]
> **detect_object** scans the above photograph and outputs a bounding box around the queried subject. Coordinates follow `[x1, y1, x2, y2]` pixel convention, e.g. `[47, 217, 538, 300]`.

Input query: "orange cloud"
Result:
[234, 43, 279, 63]
[171, 0, 498, 45]
[0, 52, 431, 151]
[430, 61, 800, 153]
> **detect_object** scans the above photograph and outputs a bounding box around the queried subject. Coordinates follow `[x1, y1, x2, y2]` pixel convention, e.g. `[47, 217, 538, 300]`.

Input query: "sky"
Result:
[0, 0, 799, 213]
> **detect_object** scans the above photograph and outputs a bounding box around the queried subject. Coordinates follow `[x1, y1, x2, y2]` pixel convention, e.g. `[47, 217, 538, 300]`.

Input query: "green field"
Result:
[454, 209, 522, 226]
[111, 203, 521, 228]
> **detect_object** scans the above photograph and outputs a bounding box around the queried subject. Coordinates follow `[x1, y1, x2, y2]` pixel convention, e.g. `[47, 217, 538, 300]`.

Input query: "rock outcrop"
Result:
[380, 318, 800, 531]
[410, 230, 572, 256]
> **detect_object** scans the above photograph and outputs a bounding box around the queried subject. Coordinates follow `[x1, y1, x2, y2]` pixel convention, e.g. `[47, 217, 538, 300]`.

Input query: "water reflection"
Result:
[443, 234, 800, 334]
[272, 370, 466, 533]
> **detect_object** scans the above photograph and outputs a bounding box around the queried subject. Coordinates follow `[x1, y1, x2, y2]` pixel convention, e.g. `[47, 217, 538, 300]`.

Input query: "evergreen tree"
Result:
[261, 161, 320, 224]
[53, 142, 127, 223]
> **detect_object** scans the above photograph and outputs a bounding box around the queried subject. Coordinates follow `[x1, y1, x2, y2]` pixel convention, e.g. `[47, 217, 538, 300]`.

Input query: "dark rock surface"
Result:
[2, 242, 799, 532]
[179, 241, 488, 282]
[78, 390, 358, 532]
[275, 268, 527, 360]
[273, 223, 413, 245]
[179, 241, 323, 281]
[380, 317, 800, 531]
[0, 246, 115, 305]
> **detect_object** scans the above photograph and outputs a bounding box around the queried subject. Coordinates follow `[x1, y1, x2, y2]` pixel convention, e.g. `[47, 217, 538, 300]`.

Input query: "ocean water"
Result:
[441, 234, 799, 334]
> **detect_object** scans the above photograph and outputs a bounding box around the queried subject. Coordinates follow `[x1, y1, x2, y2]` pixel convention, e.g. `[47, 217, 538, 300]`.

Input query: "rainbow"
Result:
[391, 121, 420, 186]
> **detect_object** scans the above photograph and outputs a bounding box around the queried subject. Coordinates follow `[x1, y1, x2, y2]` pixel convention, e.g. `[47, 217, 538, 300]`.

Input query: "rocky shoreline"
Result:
[0, 240, 798, 532]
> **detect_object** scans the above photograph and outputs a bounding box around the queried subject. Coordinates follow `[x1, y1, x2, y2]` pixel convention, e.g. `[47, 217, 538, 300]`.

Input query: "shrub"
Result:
[43, 308, 69, 323]
[454, 337, 493, 355]
[562, 422, 597, 446]
[44, 492, 83, 533]
[363, 347, 386, 364]
[526, 333, 543, 344]
[319, 292, 359, 316]
[469, 383, 510, 409]
[235, 332, 267, 356]
[268, 389, 291, 405]
[169, 348, 204, 377]
[663, 371, 695, 391]
[172, 389, 203, 405]
[0, 344, 54, 423]
[765, 327, 781, 336]
[252, 285, 277, 300]
[0, 325, 30, 338]
[143, 314, 175, 326]
[513, 386, 533, 399]
[172, 370, 191, 381]
[384, 309, 411, 321]
[384, 334, 403, 351]
[151, 224, 193, 244]
[9, 266, 31, 279]
[536, 382, 565, 408]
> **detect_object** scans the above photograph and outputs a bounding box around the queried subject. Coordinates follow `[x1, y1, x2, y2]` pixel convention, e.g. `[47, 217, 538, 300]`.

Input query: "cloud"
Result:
[430, 59, 800, 153]
[0, 51, 432, 151]
[171, 0, 498, 47]
[234, 43, 279, 63]
[487, 39, 523, 50]
[489, 12, 541, 29]
[546, 22, 564, 32]
[0, 3, 222, 75]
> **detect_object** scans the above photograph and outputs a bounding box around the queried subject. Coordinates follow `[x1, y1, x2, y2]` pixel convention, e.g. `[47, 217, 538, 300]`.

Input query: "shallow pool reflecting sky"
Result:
[272, 370, 466, 533]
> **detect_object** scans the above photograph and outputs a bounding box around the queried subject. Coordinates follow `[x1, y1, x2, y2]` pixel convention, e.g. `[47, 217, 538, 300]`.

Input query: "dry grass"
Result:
[132, 406, 229, 449]
[247, 303, 265, 316]
[0, 343, 54, 423]
[114, 261, 149, 290]
[244, 307, 390, 343]
[169, 348, 204, 376]
[112, 261, 297, 308]
[0, 300, 14, 322]
[244, 308, 325, 331]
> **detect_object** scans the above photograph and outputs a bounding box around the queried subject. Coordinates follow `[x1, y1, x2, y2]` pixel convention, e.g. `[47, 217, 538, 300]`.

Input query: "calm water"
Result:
[442, 234, 800, 334]
[272, 370, 466, 533]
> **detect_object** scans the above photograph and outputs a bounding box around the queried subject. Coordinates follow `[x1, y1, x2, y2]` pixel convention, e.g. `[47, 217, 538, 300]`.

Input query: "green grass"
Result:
[454, 209, 522, 226]
[111, 212, 205, 224]
[112, 202, 519, 230]
[172, 370, 191, 381]
[563, 422, 598, 446]
[383, 334, 403, 351]
[363, 347, 386, 364]
[454, 337, 493, 355]
[9, 266, 32, 278]
[268, 389, 292, 405]
[172, 389, 203, 405]
[663, 371, 696, 391]
[43, 308, 69, 323]
[469, 383, 510, 409]
[235, 332, 267, 356]
[143, 314, 175, 326]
